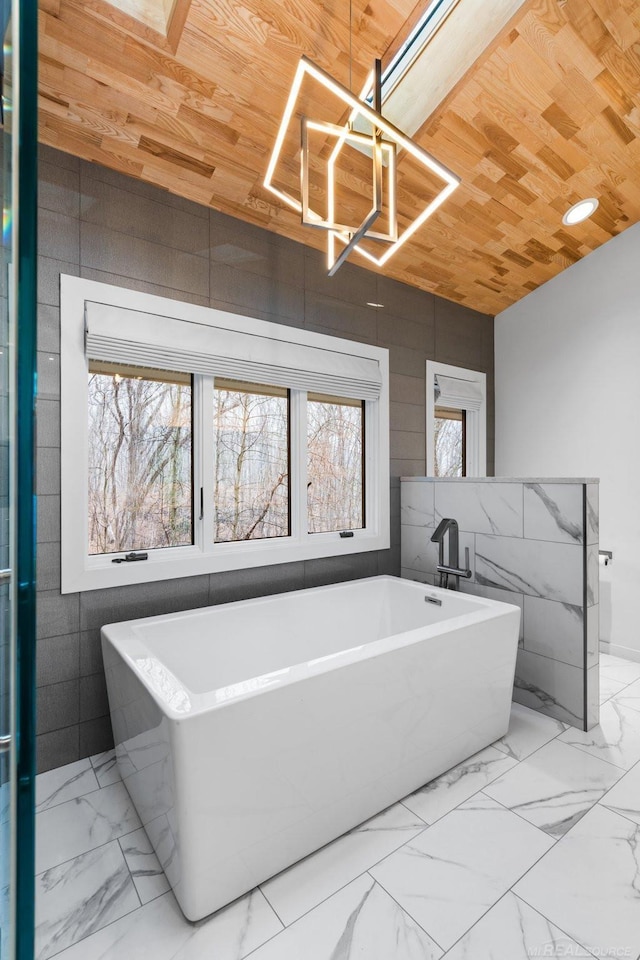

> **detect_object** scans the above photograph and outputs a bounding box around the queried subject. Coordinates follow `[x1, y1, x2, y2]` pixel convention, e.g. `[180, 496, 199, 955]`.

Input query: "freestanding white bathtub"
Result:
[102, 575, 520, 921]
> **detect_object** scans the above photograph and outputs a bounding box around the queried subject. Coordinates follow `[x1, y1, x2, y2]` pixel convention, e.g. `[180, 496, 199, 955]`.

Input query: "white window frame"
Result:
[426, 360, 486, 477]
[60, 276, 389, 593]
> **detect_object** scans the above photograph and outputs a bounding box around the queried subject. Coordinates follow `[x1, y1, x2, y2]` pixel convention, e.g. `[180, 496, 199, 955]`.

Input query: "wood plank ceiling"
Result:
[39, 0, 640, 314]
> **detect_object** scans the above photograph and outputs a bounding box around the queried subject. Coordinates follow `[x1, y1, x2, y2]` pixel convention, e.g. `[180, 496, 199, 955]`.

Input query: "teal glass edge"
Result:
[15, 0, 38, 955]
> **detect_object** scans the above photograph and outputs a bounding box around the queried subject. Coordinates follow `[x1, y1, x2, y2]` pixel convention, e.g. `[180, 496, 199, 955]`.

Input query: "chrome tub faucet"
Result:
[430, 518, 472, 590]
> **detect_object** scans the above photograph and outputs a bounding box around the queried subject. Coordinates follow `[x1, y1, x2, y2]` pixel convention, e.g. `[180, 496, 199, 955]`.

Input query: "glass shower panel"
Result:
[0, 1, 16, 954]
[0, 0, 38, 957]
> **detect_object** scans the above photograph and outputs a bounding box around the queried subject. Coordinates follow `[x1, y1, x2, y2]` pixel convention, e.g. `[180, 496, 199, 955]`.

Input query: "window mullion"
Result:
[364, 399, 375, 534]
[195, 375, 214, 553]
[290, 389, 307, 542]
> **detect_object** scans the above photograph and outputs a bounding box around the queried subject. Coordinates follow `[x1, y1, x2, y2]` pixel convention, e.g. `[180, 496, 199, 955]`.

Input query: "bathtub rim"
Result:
[101, 575, 521, 719]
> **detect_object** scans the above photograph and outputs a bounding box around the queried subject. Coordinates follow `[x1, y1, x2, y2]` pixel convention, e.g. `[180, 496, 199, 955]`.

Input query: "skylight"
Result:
[105, 0, 176, 35]
[380, 0, 528, 139]
[375, 0, 460, 104]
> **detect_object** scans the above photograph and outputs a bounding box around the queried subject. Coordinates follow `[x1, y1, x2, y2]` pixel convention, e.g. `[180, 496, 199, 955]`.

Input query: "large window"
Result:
[61, 277, 389, 592]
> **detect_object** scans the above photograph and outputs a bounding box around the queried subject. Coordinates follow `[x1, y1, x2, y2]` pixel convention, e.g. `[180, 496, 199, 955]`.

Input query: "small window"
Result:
[307, 394, 364, 533]
[426, 361, 486, 477]
[213, 379, 290, 542]
[88, 361, 192, 555]
[433, 407, 465, 477]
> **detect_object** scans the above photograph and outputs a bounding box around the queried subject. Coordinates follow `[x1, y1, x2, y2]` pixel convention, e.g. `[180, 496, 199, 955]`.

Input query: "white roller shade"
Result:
[435, 373, 483, 411]
[84, 301, 382, 401]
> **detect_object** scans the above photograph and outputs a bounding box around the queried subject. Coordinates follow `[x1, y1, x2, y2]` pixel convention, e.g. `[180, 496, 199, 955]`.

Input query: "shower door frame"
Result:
[4, 0, 39, 958]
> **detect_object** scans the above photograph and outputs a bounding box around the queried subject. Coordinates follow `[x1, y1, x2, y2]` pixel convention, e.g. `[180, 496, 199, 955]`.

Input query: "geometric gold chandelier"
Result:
[264, 55, 461, 275]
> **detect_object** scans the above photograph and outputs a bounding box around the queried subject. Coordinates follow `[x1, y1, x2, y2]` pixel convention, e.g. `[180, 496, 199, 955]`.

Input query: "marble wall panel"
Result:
[523, 596, 583, 668]
[514, 649, 584, 728]
[586, 663, 600, 730]
[586, 485, 599, 546]
[401, 524, 475, 581]
[401, 479, 598, 732]
[523, 483, 583, 545]
[587, 604, 599, 669]
[475, 535, 583, 606]
[435, 481, 523, 537]
[460, 580, 524, 643]
[400, 481, 434, 528]
[587, 545, 599, 606]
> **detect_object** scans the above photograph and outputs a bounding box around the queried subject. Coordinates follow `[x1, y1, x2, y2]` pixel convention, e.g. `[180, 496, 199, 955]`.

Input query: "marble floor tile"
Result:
[559, 700, 640, 770]
[444, 891, 591, 960]
[514, 804, 640, 960]
[35, 840, 139, 960]
[119, 827, 170, 904]
[600, 653, 623, 668]
[600, 654, 640, 686]
[260, 802, 425, 926]
[370, 793, 553, 950]
[251, 874, 442, 960]
[51, 888, 282, 960]
[90, 749, 122, 787]
[484, 739, 623, 837]
[600, 674, 627, 704]
[33, 654, 640, 960]
[599, 760, 640, 826]
[400, 745, 517, 824]
[494, 703, 568, 762]
[114, 743, 138, 779]
[35, 759, 99, 813]
[36, 781, 142, 874]
[612, 676, 640, 713]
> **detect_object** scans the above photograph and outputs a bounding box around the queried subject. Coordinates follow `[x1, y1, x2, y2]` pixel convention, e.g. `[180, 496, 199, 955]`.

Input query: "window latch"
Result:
[112, 551, 149, 564]
[339, 530, 354, 538]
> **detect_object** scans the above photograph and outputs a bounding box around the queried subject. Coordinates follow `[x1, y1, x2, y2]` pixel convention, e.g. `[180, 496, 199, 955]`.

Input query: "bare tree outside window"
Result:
[434, 407, 465, 477]
[214, 380, 290, 542]
[308, 394, 364, 533]
[88, 362, 192, 554]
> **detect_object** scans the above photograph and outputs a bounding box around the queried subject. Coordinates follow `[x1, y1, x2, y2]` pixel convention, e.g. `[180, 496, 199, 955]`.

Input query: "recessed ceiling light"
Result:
[562, 198, 599, 226]
[367, 302, 384, 308]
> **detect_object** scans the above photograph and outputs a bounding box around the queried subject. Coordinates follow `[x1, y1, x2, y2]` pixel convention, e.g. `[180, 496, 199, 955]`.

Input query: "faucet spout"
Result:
[431, 518, 455, 543]
[431, 518, 459, 566]
[431, 518, 455, 575]
[429, 518, 468, 590]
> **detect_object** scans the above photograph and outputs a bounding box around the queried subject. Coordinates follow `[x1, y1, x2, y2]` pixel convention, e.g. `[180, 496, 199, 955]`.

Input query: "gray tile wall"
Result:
[401, 479, 599, 731]
[35, 145, 495, 772]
